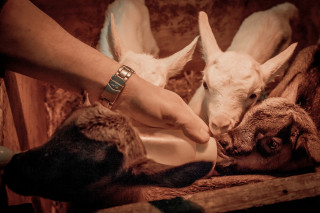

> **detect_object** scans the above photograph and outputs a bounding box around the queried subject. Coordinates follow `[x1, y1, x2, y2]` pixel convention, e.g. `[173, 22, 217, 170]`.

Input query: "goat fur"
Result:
[269, 44, 320, 130]
[215, 45, 320, 174]
[189, 3, 298, 136]
[97, 0, 198, 87]
[3, 103, 212, 211]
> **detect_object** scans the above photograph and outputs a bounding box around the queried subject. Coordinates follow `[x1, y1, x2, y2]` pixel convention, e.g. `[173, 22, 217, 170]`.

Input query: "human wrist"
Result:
[99, 65, 135, 109]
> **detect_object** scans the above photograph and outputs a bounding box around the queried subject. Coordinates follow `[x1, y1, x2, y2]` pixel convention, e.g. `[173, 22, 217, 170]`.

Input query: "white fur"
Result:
[98, 0, 198, 87]
[189, 3, 298, 136]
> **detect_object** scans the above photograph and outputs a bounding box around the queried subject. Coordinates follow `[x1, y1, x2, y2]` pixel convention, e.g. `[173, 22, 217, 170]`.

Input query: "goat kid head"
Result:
[108, 13, 198, 88]
[215, 96, 320, 174]
[4, 102, 213, 210]
[195, 11, 297, 136]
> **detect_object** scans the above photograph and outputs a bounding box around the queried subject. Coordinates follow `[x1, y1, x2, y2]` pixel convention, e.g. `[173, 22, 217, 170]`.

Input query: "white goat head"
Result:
[189, 11, 297, 136]
[101, 13, 198, 88]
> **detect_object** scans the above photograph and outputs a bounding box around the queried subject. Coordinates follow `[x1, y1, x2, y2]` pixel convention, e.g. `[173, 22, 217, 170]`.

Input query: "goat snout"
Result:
[210, 115, 233, 136]
[217, 133, 233, 153]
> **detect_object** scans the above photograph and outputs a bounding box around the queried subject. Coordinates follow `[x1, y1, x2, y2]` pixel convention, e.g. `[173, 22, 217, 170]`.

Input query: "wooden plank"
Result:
[98, 172, 320, 213]
[4, 71, 48, 150]
[3, 71, 52, 213]
[3, 72, 29, 150]
[1, 77, 33, 207]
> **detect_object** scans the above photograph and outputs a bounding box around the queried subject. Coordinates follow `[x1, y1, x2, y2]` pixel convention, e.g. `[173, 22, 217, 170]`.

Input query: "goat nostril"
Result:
[219, 139, 229, 148]
[217, 133, 232, 151]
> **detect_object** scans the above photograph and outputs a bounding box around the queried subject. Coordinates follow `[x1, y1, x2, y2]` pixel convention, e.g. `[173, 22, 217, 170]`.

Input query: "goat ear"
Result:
[108, 13, 128, 61]
[280, 74, 303, 104]
[161, 36, 199, 78]
[295, 133, 320, 163]
[122, 158, 213, 187]
[198, 11, 222, 62]
[290, 114, 320, 163]
[306, 135, 320, 163]
[261, 43, 297, 83]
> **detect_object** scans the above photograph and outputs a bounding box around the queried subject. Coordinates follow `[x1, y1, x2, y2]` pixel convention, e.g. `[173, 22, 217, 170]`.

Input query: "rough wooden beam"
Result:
[4, 71, 48, 150]
[98, 172, 320, 213]
[3, 71, 51, 213]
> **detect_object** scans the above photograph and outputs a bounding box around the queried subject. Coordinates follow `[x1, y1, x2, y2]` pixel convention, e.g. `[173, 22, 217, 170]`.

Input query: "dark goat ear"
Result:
[294, 130, 320, 163]
[290, 115, 320, 163]
[120, 159, 213, 188]
[305, 134, 320, 163]
[280, 74, 303, 104]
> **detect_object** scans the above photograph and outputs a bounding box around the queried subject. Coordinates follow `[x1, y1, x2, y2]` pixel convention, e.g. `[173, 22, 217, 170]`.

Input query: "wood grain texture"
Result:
[3, 72, 51, 212]
[98, 172, 320, 213]
[4, 71, 48, 150]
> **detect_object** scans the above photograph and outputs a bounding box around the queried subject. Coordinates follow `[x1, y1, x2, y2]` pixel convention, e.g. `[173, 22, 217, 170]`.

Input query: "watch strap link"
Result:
[100, 65, 135, 109]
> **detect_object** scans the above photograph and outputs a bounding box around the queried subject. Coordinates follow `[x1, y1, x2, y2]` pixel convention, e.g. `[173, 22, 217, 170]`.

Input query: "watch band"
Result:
[100, 65, 135, 109]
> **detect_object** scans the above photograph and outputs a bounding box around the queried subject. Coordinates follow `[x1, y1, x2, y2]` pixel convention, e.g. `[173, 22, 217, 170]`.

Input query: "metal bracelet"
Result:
[100, 65, 135, 109]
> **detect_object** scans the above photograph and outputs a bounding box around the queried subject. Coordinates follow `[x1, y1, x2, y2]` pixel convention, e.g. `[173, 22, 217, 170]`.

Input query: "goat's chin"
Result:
[214, 162, 238, 175]
[214, 151, 237, 175]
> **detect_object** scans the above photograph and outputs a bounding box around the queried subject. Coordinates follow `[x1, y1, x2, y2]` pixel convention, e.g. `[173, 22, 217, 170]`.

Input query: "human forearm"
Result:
[0, 0, 119, 102]
[0, 0, 211, 144]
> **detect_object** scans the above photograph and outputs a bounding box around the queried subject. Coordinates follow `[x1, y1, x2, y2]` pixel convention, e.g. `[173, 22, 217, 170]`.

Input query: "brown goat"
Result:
[269, 44, 320, 129]
[215, 45, 320, 174]
[3, 102, 212, 211]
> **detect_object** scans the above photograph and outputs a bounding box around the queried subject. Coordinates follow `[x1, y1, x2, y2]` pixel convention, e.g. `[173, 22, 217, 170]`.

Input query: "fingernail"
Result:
[199, 128, 210, 143]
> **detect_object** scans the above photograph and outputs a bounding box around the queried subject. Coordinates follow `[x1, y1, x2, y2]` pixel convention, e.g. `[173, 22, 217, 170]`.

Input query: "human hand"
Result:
[113, 74, 210, 144]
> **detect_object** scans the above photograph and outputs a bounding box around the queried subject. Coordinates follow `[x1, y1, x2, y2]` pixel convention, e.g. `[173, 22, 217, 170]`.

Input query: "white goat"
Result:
[98, 0, 198, 88]
[189, 3, 298, 136]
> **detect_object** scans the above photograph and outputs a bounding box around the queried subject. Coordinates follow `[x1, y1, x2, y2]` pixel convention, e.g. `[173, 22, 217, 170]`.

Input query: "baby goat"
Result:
[98, 0, 198, 87]
[189, 3, 298, 136]
[215, 97, 320, 174]
[4, 103, 212, 211]
[215, 45, 320, 174]
[269, 44, 320, 129]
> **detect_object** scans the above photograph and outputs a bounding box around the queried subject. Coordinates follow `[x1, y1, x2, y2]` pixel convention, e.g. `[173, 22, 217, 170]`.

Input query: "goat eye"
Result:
[258, 136, 282, 156]
[268, 140, 279, 150]
[249, 93, 257, 99]
[203, 81, 208, 90]
[267, 137, 282, 151]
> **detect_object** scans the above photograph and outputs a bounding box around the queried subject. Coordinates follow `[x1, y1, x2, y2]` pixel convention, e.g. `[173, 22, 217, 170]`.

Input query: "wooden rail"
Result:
[98, 172, 320, 213]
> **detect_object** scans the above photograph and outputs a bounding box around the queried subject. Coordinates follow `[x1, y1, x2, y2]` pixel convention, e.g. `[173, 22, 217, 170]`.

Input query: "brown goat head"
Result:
[4, 103, 212, 210]
[215, 97, 320, 174]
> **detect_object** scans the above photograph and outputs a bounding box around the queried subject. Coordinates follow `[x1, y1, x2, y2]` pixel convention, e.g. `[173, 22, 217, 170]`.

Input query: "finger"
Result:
[131, 116, 178, 129]
[175, 104, 210, 144]
[182, 118, 210, 144]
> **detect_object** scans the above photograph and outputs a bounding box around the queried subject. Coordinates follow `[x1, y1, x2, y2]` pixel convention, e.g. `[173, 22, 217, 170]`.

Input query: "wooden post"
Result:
[3, 71, 53, 213]
[4, 71, 48, 150]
